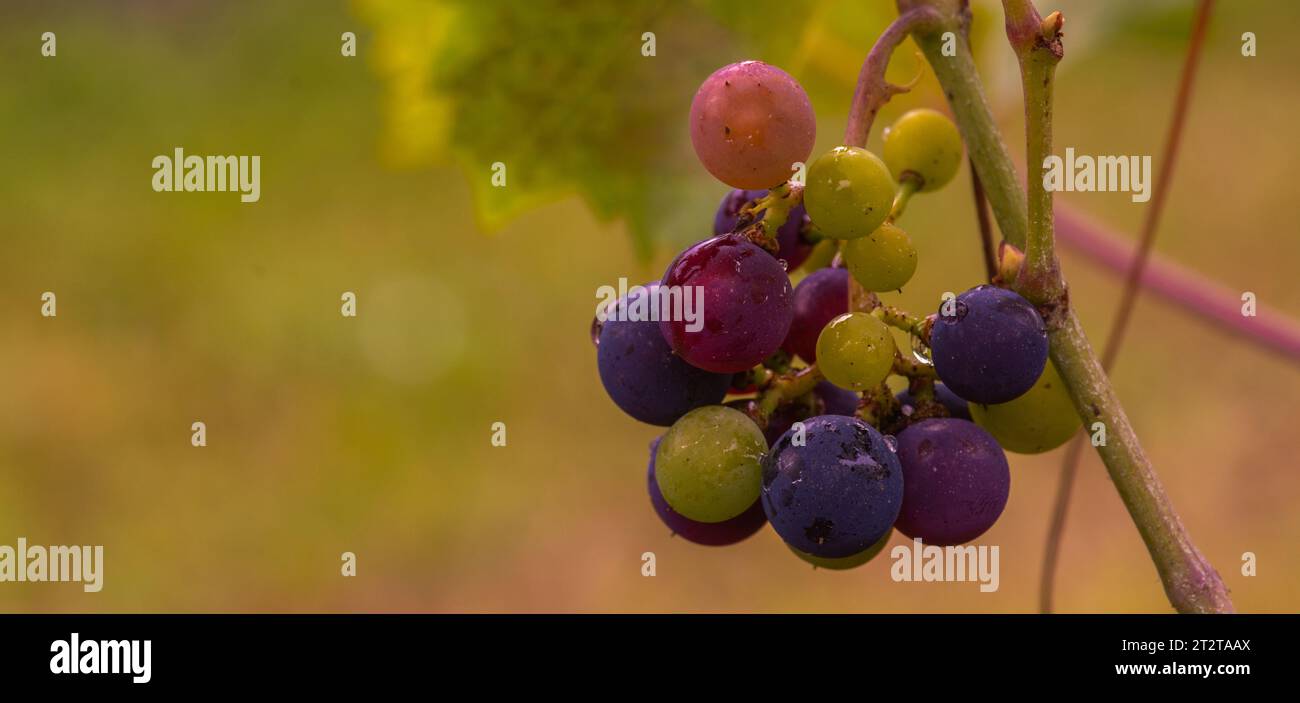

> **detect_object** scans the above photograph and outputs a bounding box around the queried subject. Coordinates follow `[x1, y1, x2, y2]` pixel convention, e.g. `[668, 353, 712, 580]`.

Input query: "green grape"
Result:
[790, 529, 892, 570]
[881, 108, 963, 192]
[655, 405, 766, 523]
[804, 146, 895, 239]
[815, 312, 896, 391]
[969, 360, 1079, 454]
[842, 222, 918, 292]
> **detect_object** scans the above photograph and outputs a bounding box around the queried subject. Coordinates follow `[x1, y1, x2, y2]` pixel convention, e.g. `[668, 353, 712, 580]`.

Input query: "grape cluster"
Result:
[592, 61, 1081, 569]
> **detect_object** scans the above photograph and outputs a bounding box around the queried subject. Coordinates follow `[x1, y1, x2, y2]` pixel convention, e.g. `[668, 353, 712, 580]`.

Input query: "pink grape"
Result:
[689, 61, 816, 189]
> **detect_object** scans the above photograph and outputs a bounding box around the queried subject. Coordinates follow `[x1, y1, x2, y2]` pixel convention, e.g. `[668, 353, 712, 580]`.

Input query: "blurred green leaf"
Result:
[356, 0, 857, 259]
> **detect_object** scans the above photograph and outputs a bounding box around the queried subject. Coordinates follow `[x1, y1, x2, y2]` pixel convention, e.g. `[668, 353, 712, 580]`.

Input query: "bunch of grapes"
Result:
[593, 60, 1082, 569]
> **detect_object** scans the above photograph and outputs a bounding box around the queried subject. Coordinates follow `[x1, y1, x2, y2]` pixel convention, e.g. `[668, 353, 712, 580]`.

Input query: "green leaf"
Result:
[357, 0, 861, 259]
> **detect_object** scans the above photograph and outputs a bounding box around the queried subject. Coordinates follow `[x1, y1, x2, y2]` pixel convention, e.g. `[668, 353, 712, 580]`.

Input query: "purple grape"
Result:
[930, 285, 1048, 403]
[761, 415, 903, 558]
[816, 381, 859, 416]
[894, 418, 1009, 546]
[781, 267, 849, 364]
[896, 382, 971, 421]
[713, 189, 764, 235]
[597, 283, 731, 426]
[646, 437, 766, 546]
[713, 189, 813, 270]
[660, 234, 794, 374]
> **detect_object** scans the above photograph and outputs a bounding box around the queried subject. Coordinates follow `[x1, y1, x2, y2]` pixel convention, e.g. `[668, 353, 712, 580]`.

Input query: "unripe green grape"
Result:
[843, 222, 918, 292]
[804, 146, 895, 239]
[815, 312, 896, 391]
[882, 108, 963, 192]
[790, 529, 892, 570]
[655, 405, 766, 523]
[969, 360, 1079, 454]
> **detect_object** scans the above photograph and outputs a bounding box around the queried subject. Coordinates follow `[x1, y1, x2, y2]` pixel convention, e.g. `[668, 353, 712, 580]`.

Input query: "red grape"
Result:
[689, 61, 816, 189]
[659, 234, 793, 374]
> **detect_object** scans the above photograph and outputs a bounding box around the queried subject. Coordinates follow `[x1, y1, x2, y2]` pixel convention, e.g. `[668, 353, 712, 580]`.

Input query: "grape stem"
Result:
[755, 182, 802, 242]
[891, 351, 937, 380]
[907, 375, 937, 402]
[1041, 0, 1215, 615]
[887, 176, 920, 222]
[736, 365, 777, 393]
[847, 274, 880, 314]
[872, 303, 931, 344]
[901, 0, 1233, 612]
[854, 382, 900, 427]
[842, 5, 941, 148]
[802, 223, 828, 245]
[755, 366, 824, 421]
[736, 183, 801, 253]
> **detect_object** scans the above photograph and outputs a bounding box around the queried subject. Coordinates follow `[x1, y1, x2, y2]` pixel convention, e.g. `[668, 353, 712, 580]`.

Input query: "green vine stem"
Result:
[855, 382, 900, 426]
[755, 365, 824, 421]
[847, 275, 879, 313]
[843, 5, 940, 148]
[898, 0, 1028, 250]
[873, 304, 931, 343]
[887, 176, 921, 222]
[899, 0, 1232, 613]
[891, 351, 937, 379]
[1041, 0, 1215, 614]
[1004, 4, 1065, 307]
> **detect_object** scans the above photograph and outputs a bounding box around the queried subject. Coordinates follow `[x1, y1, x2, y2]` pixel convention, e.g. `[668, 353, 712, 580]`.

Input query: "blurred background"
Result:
[0, 0, 1296, 613]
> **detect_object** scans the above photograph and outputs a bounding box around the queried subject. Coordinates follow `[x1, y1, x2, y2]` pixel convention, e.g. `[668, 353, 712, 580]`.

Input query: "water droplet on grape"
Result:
[777, 258, 789, 271]
[590, 315, 604, 347]
[883, 435, 898, 452]
[910, 333, 933, 366]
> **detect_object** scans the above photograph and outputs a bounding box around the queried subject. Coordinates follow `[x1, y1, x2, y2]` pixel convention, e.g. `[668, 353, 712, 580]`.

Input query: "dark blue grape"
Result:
[896, 382, 971, 420]
[930, 285, 1047, 403]
[781, 267, 848, 363]
[895, 418, 1009, 546]
[761, 415, 903, 558]
[647, 437, 766, 546]
[713, 189, 813, 270]
[816, 381, 859, 416]
[597, 283, 731, 425]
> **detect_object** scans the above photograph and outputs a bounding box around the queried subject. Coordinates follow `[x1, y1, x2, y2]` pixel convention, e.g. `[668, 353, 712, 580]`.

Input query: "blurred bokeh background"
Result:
[0, 0, 1296, 613]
